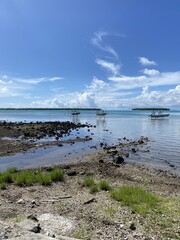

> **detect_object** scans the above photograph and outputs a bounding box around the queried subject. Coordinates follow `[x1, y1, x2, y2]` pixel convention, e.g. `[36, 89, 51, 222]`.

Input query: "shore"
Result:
[0, 121, 180, 239]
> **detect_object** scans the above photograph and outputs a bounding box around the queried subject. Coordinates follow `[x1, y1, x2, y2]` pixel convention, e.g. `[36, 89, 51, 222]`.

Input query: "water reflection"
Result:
[71, 115, 80, 124]
[96, 118, 107, 129]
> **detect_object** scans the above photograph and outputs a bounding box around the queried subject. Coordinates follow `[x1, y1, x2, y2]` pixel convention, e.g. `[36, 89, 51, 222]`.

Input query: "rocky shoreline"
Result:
[0, 121, 180, 239]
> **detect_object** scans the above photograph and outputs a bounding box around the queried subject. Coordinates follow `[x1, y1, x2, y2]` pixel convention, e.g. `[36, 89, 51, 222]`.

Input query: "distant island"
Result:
[0, 108, 101, 111]
[132, 108, 170, 110]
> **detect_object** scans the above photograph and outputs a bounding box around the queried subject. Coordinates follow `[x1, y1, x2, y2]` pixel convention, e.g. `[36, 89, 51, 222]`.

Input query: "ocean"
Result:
[0, 109, 180, 175]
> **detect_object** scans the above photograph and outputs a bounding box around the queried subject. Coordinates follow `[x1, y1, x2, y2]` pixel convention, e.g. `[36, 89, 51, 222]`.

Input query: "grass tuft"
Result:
[82, 177, 96, 187]
[36, 171, 52, 186]
[89, 184, 98, 194]
[99, 180, 111, 191]
[0, 171, 13, 184]
[50, 168, 64, 182]
[14, 171, 36, 186]
[111, 185, 158, 215]
[0, 182, 7, 190]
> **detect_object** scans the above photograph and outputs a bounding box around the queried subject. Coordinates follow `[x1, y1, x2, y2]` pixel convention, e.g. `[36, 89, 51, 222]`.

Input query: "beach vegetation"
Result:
[0, 171, 13, 184]
[36, 170, 52, 186]
[89, 184, 98, 194]
[14, 171, 36, 186]
[0, 182, 7, 190]
[0, 167, 65, 188]
[111, 185, 158, 215]
[82, 177, 96, 187]
[73, 227, 90, 240]
[50, 168, 64, 182]
[104, 207, 116, 217]
[99, 179, 111, 191]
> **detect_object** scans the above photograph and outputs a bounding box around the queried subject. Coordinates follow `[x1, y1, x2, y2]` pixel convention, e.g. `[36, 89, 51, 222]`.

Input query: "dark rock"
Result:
[113, 156, 124, 164]
[27, 215, 38, 222]
[129, 222, 136, 230]
[30, 223, 41, 233]
[66, 170, 77, 176]
[99, 159, 104, 163]
[131, 148, 137, 153]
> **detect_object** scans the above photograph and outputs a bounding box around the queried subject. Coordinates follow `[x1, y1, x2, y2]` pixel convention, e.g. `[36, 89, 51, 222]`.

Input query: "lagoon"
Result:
[0, 109, 180, 175]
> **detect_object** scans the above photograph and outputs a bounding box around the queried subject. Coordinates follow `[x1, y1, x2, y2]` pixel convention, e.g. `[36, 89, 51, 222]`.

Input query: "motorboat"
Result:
[71, 111, 80, 115]
[149, 110, 170, 119]
[96, 110, 107, 116]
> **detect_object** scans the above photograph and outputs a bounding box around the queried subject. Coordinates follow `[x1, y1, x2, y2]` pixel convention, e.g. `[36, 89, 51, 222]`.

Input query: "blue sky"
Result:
[0, 0, 180, 109]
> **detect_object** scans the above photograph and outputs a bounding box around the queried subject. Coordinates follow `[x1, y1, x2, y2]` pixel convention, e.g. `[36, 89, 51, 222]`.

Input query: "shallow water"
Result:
[0, 109, 180, 175]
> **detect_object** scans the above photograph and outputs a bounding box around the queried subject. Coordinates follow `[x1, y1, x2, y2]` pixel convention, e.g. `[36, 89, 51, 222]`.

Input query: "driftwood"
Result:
[83, 198, 96, 205]
[41, 196, 72, 202]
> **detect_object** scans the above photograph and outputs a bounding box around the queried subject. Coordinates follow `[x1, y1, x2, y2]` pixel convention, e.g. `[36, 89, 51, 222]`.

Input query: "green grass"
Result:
[0, 171, 13, 184]
[0, 182, 7, 190]
[36, 170, 52, 186]
[82, 177, 96, 187]
[89, 184, 98, 194]
[82, 177, 99, 194]
[99, 180, 111, 191]
[0, 167, 64, 188]
[111, 185, 159, 215]
[14, 171, 36, 186]
[50, 168, 64, 182]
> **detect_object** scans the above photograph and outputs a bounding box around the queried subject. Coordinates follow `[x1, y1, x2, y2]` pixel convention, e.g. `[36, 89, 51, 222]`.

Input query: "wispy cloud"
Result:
[15, 76, 63, 84]
[139, 57, 157, 66]
[91, 31, 120, 59]
[95, 58, 120, 76]
[0, 74, 64, 97]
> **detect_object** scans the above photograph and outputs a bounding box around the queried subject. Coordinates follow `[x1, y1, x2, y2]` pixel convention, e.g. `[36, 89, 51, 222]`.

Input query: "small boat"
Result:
[149, 110, 170, 119]
[71, 110, 80, 115]
[96, 110, 107, 116]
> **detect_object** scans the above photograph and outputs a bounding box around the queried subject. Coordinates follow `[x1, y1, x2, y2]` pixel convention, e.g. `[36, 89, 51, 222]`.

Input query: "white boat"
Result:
[149, 110, 170, 119]
[96, 110, 107, 116]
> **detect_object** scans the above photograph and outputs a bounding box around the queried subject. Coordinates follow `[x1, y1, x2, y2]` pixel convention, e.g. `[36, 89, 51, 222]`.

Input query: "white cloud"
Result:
[95, 58, 120, 76]
[139, 57, 157, 66]
[109, 71, 180, 89]
[142, 68, 160, 76]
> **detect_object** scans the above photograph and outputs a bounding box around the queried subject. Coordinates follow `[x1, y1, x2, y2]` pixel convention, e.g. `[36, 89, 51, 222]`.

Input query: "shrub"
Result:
[50, 168, 64, 182]
[99, 180, 111, 191]
[111, 185, 158, 215]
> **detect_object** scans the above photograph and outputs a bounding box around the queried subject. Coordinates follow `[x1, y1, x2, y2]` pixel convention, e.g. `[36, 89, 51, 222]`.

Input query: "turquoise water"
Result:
[0, 109, 180, 174]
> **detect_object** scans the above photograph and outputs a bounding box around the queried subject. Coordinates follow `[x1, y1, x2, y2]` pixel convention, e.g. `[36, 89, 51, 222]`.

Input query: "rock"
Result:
[16, 219, 41, 233]
[99, 159, 104, 163]
[17, 199, 25, 204]
[107, 149, 118, 156]
[27, 215, 38, 222]
[66, 170, 77, 176]
[131, 148, 137, 153]
[113, 156, 124, 164]
[46, 231, 55, 238]
[129, 222, 136, 230]
[30, 223, 41, 233]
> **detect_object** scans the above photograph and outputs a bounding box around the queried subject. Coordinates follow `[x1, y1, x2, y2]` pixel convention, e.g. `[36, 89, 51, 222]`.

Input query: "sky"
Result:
[0, 0, 180, 109]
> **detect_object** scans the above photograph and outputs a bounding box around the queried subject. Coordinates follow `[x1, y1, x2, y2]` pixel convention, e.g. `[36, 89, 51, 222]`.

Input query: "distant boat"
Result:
[71, 111, 80, 115]
[96, 110, 107, 116]
[149, 110, 170, 119]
